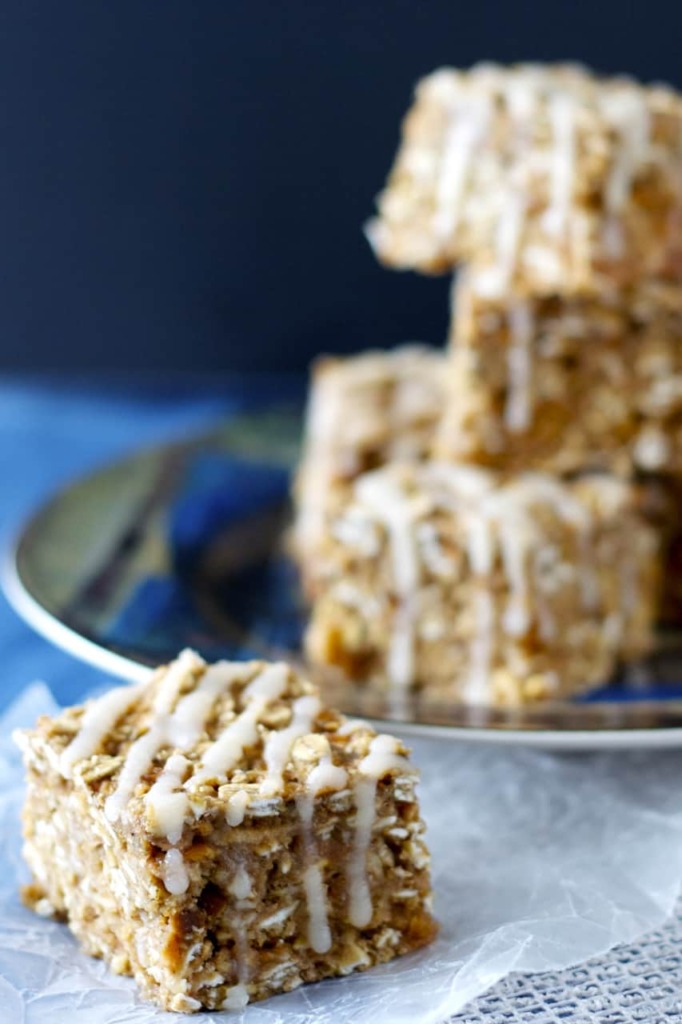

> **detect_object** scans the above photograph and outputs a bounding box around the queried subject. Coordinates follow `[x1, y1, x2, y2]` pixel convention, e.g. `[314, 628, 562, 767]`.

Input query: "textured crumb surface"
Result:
[636, 474, 682, 625]
[8, 679, 682, 1024]
[437, 270, 682, 476]
[16, 650, 436, 1012]
[305, 463, 660, 706]
[367, 62, 682, 293]
[292, 345, 445, 577]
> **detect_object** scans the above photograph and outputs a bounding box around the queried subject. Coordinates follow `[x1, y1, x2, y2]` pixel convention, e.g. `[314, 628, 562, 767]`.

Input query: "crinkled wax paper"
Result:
[3, 684, 682, 1024]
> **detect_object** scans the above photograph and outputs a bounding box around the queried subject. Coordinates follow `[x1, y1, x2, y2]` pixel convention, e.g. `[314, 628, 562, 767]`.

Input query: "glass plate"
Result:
[5, 402, 682, 750]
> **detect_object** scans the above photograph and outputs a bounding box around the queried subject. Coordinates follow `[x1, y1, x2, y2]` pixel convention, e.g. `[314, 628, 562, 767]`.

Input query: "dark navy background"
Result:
[1, 1, 680, 372]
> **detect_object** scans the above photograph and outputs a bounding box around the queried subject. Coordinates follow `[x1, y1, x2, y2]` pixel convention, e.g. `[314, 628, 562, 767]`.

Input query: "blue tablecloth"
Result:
[0, 374, 302, 712]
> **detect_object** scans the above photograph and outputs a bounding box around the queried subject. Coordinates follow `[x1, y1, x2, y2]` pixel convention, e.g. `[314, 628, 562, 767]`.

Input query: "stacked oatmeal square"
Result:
[296, 63, 682, 706]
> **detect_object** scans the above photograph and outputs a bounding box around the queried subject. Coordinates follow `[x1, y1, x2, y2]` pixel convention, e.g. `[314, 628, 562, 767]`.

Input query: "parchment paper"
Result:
[2, 683, 682, 1024]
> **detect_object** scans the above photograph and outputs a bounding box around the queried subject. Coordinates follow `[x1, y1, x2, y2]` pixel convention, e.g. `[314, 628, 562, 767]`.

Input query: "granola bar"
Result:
[16, 649, 436, 1012]
[292, 345, 444, 572]
[366, 63, 682, 294]
[304, 464, 660, 705]
[436, 269, 682, 475]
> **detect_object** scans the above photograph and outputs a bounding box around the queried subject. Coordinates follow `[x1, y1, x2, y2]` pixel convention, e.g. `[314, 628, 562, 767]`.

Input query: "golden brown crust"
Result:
[367, 63, 682, 293]
[304, 463, 660, 705]
[17, 653, 435, 1012]
[437, 271, 682, 476]
[291, 345, 445, 584]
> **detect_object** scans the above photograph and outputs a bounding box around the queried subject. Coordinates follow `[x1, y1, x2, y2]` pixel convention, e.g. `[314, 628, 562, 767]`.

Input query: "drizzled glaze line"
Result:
[58, 681, 146, 779]
[434, 93, 492, 240]
[296, 753, 348, 954]
[422, 67, 666, 280]
[347, 778, 376, 927]
[296, 794, 332, 954]
[355, 471, 420, 691]
[602, 89, 650, 214]
[145, 660, 250, 836]
[494, 187, 527, 294]
[358, 466, 610, 702]
[546, 92, 576, 237]
[146, 753, 190, 845]
[107, 659, 290, 853]
[505, 300, 534, 433]
[260, 694, 321, 797]
[465, 588, 496, 705]
[348, 735, 412, 928]
[161, 848, 190, 896]
[105, 656, 248, 826]
[189, 662, 289, 791]
[152, 648, 204, 715]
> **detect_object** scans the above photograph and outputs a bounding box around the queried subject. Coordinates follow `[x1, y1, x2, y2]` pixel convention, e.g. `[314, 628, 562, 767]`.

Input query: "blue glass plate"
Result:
[5, 403, 682, 749]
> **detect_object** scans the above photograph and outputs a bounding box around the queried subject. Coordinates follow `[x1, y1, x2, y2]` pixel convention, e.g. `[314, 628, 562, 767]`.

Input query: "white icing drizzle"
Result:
[227, 854, 255, 1000]
[161, 848, 190, 896]
[464, 513, 495, 575]
[344, 464, 604, 705]
[601, 88, 651, 256]
[101, 658, 291, 901]
[499, 516, 532, 637]
[546, 92, 576, 236]
[494, 187, 527, 292]
[105, 654, 246, 828]
[412, 66, 663, 281]
[434, 93, 491, 239]
[355, 471, 420, 691]
[429, 461, 494, 503]
[103, 649, 206, 822]
[534, 547, 558, 641]
[355, 473, 420, 594]
[358, 733, 411, 778]
[347, 777, 376, 927]
[222, 984, 249, 1011]
[331, 511, 381, 557]
[460, 513, 497, 703]
[58, 681, 146, 779]
[105, 725, 169, 824]
[335, 717, 371, 736]
[296, 346, 441, 561]
[506, 72, 539, 126]
[465, 589, 496, 704]
[260, 694, 321, 797]
[505, 300, 534, 433]
[387, 597, 417, 691]
[152, 648, 205, 715]
[228, 864, 253, 900]
[307, 756, 348, 795]
[144, 661, 252, 842]
[226, 790, 249, 826]
[295, 367, 344, 555]
[190, 662, 289, 791]
[296, 793, 333, 954]
[295, 749, 347, 953]
[416, 521, 457, 578]
[602, 88, 650, 214]
[348, 736, 411, 928]
[145, 753, 190, 845]
[191, 701, 266, 786]
[168, 660, 250, 748]
[459, 473, 596, 700]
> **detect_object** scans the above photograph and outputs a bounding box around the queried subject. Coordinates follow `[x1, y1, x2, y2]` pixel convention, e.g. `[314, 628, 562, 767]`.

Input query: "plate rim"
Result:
[5, 424, 682, 752]
[2, 539, 153, 685]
